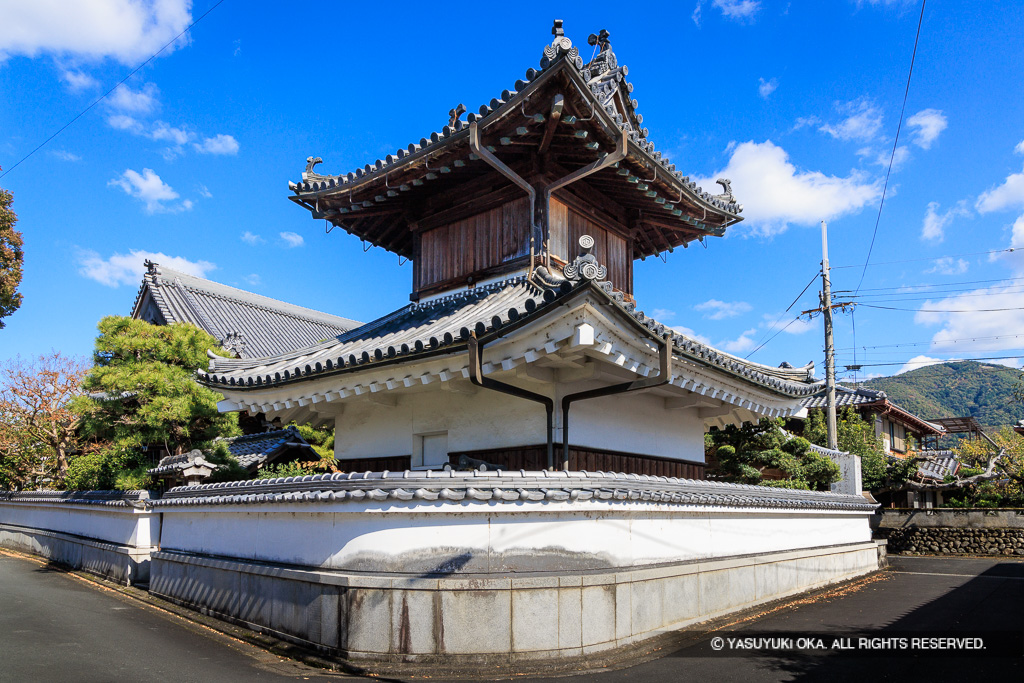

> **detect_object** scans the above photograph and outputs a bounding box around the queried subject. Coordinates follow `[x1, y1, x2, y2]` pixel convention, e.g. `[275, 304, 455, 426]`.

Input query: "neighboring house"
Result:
[797, 386, 946, 457]
[200, 27, 823, 477]
[132, 261, 362, 359]
[148, 426, 318, 488]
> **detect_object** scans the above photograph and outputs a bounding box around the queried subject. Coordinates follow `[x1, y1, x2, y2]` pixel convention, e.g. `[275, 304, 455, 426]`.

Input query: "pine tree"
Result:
[68, 316, 239, 489]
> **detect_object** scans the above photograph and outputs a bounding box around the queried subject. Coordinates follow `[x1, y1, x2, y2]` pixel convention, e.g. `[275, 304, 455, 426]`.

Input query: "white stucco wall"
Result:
[156, 500, 871, 573]
[0, 501, 158, 548]
[334, 386, 706, 464]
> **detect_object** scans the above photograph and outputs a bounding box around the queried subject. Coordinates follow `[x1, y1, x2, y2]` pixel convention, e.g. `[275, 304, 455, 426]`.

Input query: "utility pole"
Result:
[820, 221, 838, 450]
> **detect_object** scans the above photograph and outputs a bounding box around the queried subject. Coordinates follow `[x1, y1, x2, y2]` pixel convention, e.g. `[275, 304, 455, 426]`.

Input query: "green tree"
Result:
[68, 317, 239, 489]
[802, 407, 915, 492]
[0, 176, 25, 328]
[706, 418, 840, 491]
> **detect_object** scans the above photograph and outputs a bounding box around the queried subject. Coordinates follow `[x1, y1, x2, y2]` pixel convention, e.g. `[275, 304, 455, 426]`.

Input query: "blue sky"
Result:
[2, 0, 1024, 382]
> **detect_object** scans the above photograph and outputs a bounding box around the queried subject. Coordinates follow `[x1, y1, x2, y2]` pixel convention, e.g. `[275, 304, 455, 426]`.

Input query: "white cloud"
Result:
[243, 274, 262, 286]
[695, 140, 881, 236]
[695, 299, 752, 320]
[921, 200, 969, 242]
[895, 355, 948, 375]
[0, 0, 192, 64]
[149, 120, 191, 146]
[758, 77, 778, 99]
[906, 109, 947, 149]
[78, 249, 215, 287]
[713, 0, 762, 22]
[107, 82, 159, 114]
[280, 231, 305, 248]
[197, 184, 212, 199]
[875, 145, 910, 171]
[1015, 140, 1024, 155]
[107, 114, 144, 134]
[108, 168, 191, 213]
[193, 134, 239, 155]
[976, 165, 1024, 214]
[241, 231, 265, 245]
[691, 1, 703, 26]
[60, 69, 98, 91]
[718, 328, 758, 354]
[651, 308, 675, 321]
[925, 257, 969, 275]
[819, 99, 884, 142]
[50, 149, 81, 162]
[761, 313, 816, 335]
[915, 282, 1024, 355]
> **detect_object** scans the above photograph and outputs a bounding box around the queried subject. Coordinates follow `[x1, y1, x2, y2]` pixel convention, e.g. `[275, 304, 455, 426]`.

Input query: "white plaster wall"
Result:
[334, 386, 706, 463]
[0, 502, 158, 548]
[568, 391, 705, 462]
[157, 500, 872, 573]
[334, 388, 546, 460]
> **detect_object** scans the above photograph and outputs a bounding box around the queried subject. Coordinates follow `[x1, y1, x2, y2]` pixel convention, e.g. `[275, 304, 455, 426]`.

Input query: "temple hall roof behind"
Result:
[132, 261, 362, 359]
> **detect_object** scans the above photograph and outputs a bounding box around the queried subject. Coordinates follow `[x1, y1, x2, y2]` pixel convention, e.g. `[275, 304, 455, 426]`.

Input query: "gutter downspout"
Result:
[560, 333, 672, 470]
[468, 334, 555, 469]
[469, 122, 539, 275]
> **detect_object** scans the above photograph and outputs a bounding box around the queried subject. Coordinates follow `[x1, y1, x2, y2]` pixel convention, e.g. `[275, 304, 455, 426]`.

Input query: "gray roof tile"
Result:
[132, 262, 361, 359]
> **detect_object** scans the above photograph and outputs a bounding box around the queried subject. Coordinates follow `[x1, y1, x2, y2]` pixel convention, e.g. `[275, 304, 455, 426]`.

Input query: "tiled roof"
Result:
[147, 449, 217, 476]
[215, 426, 315, 470]
[801, 386, 945, 435]
[801, 386, 886, 409]
[153, 469, 876, 513]
[148, 427, 315, 477]
[917, 450, 959, 480]
[287, 23, 741, 258]
[132, 262, 361, 359]
[200, 268, 820, 398]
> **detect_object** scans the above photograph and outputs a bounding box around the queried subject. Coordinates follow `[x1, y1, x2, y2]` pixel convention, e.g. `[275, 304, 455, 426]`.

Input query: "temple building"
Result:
[132, 260, 361, 359]
[201, 23, 823, 475]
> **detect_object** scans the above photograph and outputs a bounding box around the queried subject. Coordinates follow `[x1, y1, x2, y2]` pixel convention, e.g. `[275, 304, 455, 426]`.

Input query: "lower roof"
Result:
[201, 266, 820, 400]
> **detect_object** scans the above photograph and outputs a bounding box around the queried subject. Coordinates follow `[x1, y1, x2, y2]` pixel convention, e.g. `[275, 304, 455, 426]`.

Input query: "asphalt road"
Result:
[0, 553, 1020, 683]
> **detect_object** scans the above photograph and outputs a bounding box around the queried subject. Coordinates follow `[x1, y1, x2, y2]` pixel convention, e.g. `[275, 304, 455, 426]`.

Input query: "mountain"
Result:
[849, 361, 1023, 430]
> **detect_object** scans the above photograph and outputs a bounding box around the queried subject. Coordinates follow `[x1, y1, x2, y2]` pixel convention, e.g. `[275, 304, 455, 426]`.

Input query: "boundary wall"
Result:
[0, 491, 158, 585]
[2, 472, 880, 668]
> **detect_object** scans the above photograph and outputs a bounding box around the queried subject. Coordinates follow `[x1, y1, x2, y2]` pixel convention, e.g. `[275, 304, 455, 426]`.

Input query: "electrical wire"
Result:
[833, 247, 1014, 270]
[838, 355, 1022, 369]
[0, 0, 229, 180]
[857, 303, 1024, 313]
[835, 333, 1024, 351]
[854, 0, 928, 293]
[743, 271, 820, 360]
[845, 274, 1024, 293]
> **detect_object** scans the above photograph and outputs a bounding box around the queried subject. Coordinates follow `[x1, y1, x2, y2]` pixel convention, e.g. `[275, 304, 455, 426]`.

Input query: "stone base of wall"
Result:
[149, 541, 878, 668]
[880, 526, 1024, 556]
[0, 522, 154, 585]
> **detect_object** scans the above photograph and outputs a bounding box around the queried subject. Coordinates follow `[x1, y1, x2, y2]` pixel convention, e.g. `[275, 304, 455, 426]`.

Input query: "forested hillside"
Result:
[850, 361, 1022, 429]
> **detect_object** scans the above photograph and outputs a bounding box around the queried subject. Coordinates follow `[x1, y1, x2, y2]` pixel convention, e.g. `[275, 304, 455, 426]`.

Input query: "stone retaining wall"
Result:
[879, 526, 1024, 556]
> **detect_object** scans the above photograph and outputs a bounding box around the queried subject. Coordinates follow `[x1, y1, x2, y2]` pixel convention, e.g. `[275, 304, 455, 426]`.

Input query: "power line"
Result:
[838, 355, 1022, 369]
[845, 274, 1024, 293]
[836, 333, 1024, 351]
[857, 303, 1024, 313]
[0, 0, 229, 181]
[849, 287, 1024, 304]
[854, 0, 928, 293]
[833, 247, 1014, 270]
[744, 271, 820, 359]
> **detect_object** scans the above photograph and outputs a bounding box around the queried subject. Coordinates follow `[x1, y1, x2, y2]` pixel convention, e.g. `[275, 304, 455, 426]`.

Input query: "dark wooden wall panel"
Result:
[335, 455, 412, 472]
[450, 444, 705, 479]
[417, 197, 530, 291]
[549, 198, 631, 294]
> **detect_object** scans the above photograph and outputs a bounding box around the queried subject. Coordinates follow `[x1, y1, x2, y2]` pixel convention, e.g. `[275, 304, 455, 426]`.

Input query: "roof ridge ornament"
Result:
[563, 234, 608, 283]
[714, 178, 735, 203]
[303, 156, 328, 182]
[541, 19, 579, 69]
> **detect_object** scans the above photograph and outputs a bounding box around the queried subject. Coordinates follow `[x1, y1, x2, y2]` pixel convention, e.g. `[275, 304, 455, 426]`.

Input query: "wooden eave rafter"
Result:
[289, 57, 741, 259]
